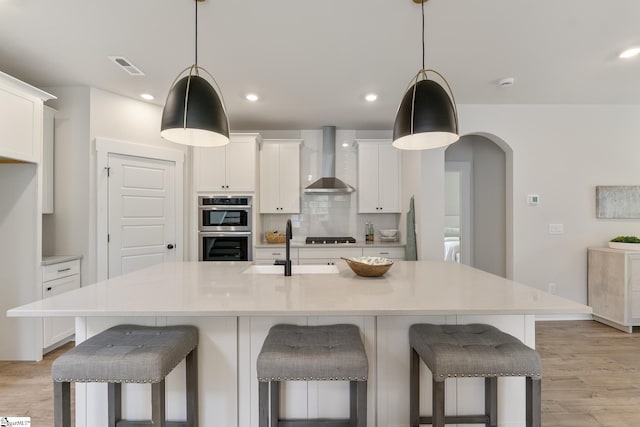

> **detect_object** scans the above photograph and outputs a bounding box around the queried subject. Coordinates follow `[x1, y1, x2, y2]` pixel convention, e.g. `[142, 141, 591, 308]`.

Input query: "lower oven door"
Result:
[199, 232, 252, 261]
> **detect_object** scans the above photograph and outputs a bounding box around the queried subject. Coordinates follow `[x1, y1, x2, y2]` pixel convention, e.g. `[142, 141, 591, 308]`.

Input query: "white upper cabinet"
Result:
[259, 139, 301, 213]
[0, 71, 54, 163]
[357, 139, 401, 213]
[193, 133, 260, 193]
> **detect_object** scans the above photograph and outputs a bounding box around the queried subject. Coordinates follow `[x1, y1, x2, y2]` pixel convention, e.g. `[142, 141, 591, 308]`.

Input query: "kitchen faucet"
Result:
[274, 219, 292, 276]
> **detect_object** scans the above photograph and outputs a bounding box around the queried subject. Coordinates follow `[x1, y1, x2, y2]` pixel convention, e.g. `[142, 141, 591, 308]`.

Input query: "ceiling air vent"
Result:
[108, 56, 145, 76]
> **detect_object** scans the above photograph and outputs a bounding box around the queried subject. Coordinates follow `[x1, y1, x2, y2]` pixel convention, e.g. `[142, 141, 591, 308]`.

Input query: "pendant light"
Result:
[392, 0, 459, 150]
[161, 0, 230, 147]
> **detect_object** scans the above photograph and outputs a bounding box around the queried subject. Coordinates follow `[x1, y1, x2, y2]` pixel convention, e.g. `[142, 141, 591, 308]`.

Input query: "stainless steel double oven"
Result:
[198, 196, 252, 261]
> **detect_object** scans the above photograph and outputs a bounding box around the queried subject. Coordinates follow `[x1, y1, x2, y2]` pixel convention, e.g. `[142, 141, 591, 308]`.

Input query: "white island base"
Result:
[9, 261, 588, 426]
[75, 313, 534, 427]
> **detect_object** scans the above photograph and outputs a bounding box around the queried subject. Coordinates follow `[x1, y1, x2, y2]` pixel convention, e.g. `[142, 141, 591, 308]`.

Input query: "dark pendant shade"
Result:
[392, 78, 459, 150]
[161, 74, 229, 147]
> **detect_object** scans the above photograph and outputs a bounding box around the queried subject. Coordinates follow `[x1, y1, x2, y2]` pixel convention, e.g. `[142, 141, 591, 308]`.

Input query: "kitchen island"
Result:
[8, 260, 590, 426]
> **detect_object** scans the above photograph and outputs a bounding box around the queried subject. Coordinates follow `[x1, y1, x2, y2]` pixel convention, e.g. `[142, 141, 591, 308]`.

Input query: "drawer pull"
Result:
[379, 252, 389, 255]
[46, 287, 52, 291]
[272, 252, 281, 256]
[57, 267, 71, 273]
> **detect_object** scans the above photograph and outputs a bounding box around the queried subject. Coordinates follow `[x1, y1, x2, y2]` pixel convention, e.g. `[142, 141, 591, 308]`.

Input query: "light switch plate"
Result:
[527, 194, 540, 206]
[549, 224, 564, 234]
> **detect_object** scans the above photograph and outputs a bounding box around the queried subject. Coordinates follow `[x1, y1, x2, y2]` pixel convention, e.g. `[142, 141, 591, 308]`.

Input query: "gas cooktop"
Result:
[305, 236, 357, 244]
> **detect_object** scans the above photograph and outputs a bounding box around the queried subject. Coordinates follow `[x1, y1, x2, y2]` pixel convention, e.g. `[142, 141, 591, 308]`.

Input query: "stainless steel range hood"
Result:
[304, 126, 356, 194]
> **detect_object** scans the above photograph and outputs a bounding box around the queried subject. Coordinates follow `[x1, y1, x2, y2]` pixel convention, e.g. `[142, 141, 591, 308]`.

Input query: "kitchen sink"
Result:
[243, 264, 339, 275]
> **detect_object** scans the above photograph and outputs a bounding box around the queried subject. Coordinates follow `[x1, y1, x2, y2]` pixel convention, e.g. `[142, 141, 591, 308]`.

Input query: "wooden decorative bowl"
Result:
[342, 256, 393, 277]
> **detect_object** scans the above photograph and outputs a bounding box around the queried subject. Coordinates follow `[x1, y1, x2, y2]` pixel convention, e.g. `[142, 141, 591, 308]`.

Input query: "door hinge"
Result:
[105, 166, 111, 177]
[107, 234, 110, 243]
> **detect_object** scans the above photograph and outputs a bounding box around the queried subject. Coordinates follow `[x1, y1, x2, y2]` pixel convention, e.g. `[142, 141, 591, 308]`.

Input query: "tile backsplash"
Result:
[262, 194, 399, 243]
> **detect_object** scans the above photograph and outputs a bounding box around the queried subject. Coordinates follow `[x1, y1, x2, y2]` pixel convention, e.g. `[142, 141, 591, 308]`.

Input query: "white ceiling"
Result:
[1, 0, 639, 130]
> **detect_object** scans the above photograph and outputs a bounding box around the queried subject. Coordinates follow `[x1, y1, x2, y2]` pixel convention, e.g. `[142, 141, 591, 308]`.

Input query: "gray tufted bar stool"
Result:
[52, 324, 199, 427]
[409, 323, 542, 427]
[257, 324, 368, 427]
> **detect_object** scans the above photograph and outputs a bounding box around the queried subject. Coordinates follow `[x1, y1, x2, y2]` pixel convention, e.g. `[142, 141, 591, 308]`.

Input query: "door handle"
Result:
[167, 244, 175, 249]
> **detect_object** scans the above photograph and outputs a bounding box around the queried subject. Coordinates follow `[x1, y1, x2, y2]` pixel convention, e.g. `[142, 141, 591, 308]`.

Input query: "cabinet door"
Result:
[259, 143, 280, 213]
[378, 142, 401, 212]
[357, 142, 380, 213]
[227, 137, 256, 192]
[43, 274, 80, 348]
[0, 85, 39, 162]
[42, 106, 55, 214]
[278, 143, 300, 213]
[194, 145, 227, 191]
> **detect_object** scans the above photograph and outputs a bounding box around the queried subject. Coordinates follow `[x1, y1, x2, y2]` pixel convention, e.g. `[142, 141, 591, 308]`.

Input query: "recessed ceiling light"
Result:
[619, 47, 640, 59]
[246, 93, 259, 102]
[365, 93, 378, 102]
[140, 93, 154, 101]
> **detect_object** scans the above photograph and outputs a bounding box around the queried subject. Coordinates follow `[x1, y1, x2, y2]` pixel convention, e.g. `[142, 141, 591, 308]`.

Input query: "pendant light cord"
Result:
[421, 0, 425, 71]
[195, 0, 198, 66]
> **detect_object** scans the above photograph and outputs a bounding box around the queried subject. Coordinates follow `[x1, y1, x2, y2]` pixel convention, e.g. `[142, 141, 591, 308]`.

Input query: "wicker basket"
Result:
[265, 231, 286, 244]
[342, 257, 393, 277]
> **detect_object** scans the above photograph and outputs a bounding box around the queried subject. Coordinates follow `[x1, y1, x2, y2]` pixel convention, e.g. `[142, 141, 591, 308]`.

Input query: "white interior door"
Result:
[107, 153, 176, 278]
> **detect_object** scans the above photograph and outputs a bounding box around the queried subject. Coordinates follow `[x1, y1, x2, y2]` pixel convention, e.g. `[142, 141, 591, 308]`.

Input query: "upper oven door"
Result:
[198, 206, 252, 231]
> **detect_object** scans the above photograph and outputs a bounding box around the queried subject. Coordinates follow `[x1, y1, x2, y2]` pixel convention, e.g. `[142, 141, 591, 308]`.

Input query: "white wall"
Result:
[433, 104, 640, 304]
[42, 86, 91, 279]
[0, 164, 40, 360]
[43, 87, 190, 285]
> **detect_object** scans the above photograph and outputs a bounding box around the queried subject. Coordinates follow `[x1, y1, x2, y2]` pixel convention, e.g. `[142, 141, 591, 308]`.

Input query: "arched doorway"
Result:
[444, 133, 513, 278]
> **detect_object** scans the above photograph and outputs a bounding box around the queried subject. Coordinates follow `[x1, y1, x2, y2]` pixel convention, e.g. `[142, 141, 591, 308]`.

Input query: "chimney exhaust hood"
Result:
[304, 126, 356, 194]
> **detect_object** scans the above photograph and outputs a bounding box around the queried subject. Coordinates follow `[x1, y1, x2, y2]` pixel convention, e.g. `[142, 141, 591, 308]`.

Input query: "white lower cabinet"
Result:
[254, 246, 405, 266]
[362, 246, 405, 260]
[298, 247, 362, 265]
[42, 258, 81, 349]
[254, 247, 299, 265]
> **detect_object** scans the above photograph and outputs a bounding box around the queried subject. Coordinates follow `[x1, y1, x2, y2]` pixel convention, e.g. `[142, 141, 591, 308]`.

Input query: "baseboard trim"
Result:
[535, 314, 593, 322]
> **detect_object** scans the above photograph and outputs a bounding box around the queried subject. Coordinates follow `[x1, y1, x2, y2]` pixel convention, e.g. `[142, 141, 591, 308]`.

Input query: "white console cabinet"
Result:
[588, 247, 640, 332]
[42, 257, 81, 350]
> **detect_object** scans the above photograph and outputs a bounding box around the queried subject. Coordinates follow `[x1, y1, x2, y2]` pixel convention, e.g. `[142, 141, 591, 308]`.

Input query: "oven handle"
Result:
[199, 231, 252, 237]
[199, 205, 252, 211]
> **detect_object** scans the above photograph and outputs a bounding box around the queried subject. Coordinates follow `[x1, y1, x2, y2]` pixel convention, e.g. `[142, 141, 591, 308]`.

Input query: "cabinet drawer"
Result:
[43, 274, 81, 297]
[42, 259, 80, 282]
[363, 247, 405, 259]
[255, 247, 297, 261]
[299, 247, 362, 260]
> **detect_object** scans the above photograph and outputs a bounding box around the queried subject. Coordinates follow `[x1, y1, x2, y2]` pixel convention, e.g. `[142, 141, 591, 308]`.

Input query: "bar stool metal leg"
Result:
[526, 377, 541, 427]
[356, 380, 367, 427]
[54, 381, 71, 427]
[186, 348, 198, 427]
[270, 381, 280, 427]
[108, 383, 121, 427]
[151, 380, 166, 427]
[485, 377, 497, 427]
[410, 348, 420, 427]
[258, 382, 269, 427]
[432, 380, 445, 427]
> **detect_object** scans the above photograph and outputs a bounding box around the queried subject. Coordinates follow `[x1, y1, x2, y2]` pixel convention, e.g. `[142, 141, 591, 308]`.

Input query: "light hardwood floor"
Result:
[1, 321, 639, 426]
[0, 342, 74, 426]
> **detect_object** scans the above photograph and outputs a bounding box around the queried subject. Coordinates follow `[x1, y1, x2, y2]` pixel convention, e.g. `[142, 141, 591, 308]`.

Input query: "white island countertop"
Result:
[8, 260, 590, 318]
